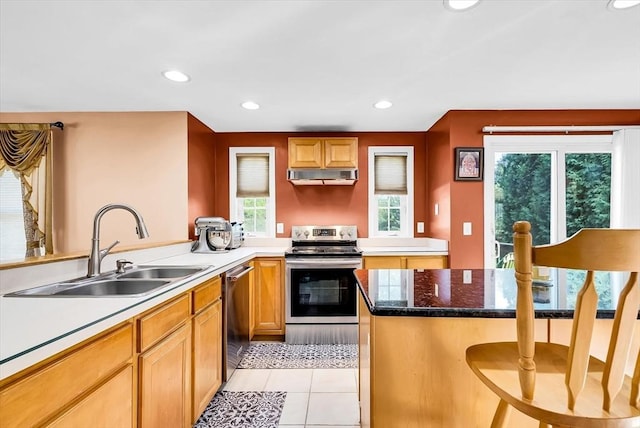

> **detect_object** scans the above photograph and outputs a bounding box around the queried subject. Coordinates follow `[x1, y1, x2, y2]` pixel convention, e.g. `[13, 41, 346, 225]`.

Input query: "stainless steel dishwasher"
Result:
[223, 263, 253, 382]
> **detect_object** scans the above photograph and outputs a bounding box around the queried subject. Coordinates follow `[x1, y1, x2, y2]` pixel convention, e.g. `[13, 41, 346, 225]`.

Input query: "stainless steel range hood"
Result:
[287, 168, 358, 185]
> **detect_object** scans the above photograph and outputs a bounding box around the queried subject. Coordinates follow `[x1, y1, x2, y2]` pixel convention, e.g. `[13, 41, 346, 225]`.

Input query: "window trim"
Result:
[368, 146, 414, 238]
[229, 147, 276, 238]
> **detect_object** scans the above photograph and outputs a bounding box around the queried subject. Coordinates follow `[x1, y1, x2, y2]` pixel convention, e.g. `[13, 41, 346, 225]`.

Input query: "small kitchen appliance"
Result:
[192, 217, 232, 253]
[285, 225, 362, 344]
[228, 222, 245, 250]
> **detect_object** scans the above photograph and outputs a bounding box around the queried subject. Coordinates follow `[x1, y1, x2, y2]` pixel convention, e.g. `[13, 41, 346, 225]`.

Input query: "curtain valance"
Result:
[0, 123, 52, 175]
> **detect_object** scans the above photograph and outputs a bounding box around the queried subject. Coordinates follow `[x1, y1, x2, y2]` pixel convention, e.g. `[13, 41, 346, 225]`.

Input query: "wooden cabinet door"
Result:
[46, 366, 134, 428]
[139, 323, 191, 428]
[253, 258, 284, 334]
[288, 138, 323, 168]
[324, 138, 358, 168]
[0, 323, 133, 428]
[363, 256, 403, 269]
[405, 256, 448, 269]
[192, 300, 222, 422]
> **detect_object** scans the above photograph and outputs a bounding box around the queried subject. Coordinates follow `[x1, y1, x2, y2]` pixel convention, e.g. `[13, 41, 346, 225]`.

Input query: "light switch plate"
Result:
[463, 222, 472, 235]
[417, 222, 424, 233]
[276, 223, 284, 234]
[463, 270, 472, 284]
[434, 203, 439, 216]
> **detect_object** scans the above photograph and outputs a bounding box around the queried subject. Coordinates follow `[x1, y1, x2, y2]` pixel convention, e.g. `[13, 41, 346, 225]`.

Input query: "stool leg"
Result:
[491, 399, 511, 428]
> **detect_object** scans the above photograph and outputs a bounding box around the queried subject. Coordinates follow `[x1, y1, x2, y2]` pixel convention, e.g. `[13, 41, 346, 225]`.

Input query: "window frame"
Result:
[229, 147, 276, 238]
[483, 134, 614, 268]
[483, 134, 617, 310]
[368, 146, 414, 238]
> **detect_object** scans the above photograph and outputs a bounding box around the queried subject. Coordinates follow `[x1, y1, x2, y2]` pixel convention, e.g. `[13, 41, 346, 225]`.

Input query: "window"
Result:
[485, 135, 613, 265]
[368, 147, 414, 237]
[229, 147, 275, 237]
[484, 135, 616, 309]
[0, 170, 26, 261]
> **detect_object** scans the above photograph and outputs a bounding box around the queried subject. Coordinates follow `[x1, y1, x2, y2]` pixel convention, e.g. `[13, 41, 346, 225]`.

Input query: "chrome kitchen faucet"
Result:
[87, 204, 149, 277]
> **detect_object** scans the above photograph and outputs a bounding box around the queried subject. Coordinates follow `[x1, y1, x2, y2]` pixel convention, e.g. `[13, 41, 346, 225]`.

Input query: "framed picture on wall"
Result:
[454, 147, 483, 181]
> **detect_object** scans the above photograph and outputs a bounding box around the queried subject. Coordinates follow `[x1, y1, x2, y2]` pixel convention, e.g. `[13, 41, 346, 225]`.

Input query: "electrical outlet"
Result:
[463, 222, 472, 236]
[417, 222, 424, 233]
[276, 223, 284, 234]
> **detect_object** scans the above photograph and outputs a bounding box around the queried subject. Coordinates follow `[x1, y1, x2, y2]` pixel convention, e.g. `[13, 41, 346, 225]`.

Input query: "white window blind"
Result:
[236, 154, 269, 198]
[374, 155, 407, 195]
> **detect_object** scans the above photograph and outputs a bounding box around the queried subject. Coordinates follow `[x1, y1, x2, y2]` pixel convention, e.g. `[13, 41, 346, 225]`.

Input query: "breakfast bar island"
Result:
[355, 269, 640, 428]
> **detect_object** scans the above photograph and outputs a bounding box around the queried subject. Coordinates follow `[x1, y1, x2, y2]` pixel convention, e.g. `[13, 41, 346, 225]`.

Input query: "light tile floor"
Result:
[223, 367, 361, 428]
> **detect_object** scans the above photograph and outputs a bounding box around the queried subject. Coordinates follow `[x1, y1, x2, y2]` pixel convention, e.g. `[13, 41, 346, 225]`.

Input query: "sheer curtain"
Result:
[0, 123, 54, 257]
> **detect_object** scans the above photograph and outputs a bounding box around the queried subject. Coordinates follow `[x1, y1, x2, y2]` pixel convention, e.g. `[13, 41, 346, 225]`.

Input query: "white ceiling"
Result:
[1, 0, 639, 133]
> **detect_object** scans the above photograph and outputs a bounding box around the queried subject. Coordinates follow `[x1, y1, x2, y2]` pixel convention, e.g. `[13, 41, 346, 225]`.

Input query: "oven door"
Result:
[286, 258, 360, 324]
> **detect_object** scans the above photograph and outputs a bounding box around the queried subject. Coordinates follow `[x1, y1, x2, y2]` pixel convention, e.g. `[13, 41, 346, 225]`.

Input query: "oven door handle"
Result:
[286, 259, 360, 266]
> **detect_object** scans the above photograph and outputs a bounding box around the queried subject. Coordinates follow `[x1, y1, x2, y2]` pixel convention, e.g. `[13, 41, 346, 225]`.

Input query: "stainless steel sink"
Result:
[118, 266, 206, 279]
[54, 279, 170, 296]
[4, 264, 212, 297]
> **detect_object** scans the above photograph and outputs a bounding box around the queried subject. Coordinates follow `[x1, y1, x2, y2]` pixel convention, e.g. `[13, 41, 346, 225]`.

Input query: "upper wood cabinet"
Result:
[288, 137, 358, 169]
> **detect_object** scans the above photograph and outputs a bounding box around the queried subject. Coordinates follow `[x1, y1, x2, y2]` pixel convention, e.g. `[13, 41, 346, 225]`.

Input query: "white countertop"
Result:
[0, 239, 447, 380]
[0, 246, 285, 380]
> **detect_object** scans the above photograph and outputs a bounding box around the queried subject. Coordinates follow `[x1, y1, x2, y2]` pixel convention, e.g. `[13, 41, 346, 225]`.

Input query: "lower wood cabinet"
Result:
[0, 273, 225, 428]
[358, 295, 547, 428]
[252, 257, 285, 336]
[47, 365, 134, 428]
[139, 323, 192, 428]
[363, 255, 448, 269]
[0, 322, 134, 428]
[358, 295, 640, 428]
[192, 288, 223, 422]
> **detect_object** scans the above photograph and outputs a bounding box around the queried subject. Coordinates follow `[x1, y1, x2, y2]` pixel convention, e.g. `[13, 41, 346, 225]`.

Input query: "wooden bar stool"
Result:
[466, 221, 640, 428]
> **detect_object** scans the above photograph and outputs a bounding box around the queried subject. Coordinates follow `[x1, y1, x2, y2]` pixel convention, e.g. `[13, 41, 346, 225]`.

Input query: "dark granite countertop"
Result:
[355, 269, 622, 319]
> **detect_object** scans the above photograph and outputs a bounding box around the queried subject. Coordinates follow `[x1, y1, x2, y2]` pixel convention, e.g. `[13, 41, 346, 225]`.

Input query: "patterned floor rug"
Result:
[193, 391, 286, 428]
[238, 343, 358, 369]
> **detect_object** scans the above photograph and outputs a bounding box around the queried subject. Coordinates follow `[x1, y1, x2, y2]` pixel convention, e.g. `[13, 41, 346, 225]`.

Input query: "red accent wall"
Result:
[187, 113, 217, 239]
[427, 109, 640, 269]
[213, 132, 428, 238]
[426, 115, 452, 243]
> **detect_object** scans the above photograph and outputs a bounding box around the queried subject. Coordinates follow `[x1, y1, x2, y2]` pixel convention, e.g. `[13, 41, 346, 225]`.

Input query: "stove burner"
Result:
[286, 225, 361, 259]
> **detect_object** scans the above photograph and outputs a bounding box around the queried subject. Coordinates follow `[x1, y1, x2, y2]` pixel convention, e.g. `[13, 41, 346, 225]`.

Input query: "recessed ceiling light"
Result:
[608, 0, 640, 9]
[241, 101, 260, 110]
[162, 70, 190, 83]
[374, 100, 393, 109]
[444, 0, 480, 11]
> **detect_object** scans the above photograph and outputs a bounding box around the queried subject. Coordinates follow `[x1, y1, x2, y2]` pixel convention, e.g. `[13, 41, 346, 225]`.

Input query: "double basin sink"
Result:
[5, 265, 212, 297]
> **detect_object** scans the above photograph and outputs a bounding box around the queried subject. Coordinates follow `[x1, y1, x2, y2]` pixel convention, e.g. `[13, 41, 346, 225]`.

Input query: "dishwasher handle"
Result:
[227, 265, 253, 282]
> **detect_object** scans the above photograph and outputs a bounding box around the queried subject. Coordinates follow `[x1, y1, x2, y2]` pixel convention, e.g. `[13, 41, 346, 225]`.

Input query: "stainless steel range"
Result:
[285, 225, 362, 344]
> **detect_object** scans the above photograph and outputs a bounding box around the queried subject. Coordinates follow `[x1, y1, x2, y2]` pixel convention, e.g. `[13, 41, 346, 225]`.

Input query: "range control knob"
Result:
[304, 230, 309, 238]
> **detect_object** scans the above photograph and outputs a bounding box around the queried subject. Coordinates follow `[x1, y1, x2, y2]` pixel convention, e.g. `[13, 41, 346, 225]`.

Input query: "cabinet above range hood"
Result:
[287, 168, 358, 185]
